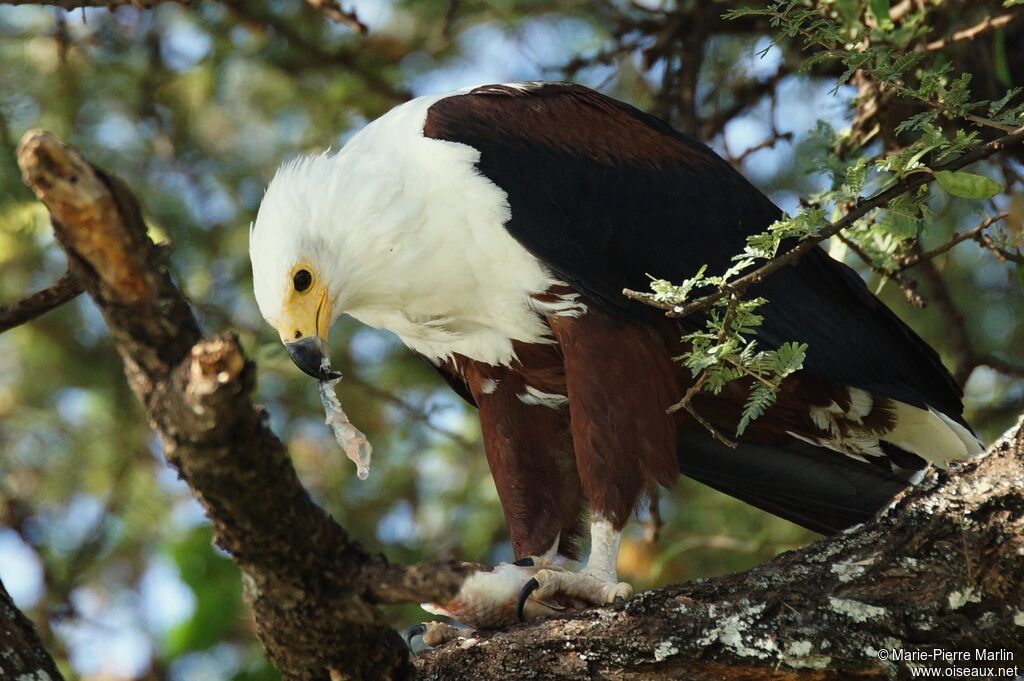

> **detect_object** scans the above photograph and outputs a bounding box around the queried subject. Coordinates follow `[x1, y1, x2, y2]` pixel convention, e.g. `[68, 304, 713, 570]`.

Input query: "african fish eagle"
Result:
[249, 82, 982, 630]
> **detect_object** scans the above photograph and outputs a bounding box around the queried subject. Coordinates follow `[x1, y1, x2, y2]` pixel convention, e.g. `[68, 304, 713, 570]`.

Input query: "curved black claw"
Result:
[516, 577, 540, 623]
[512, 557, 535, 567]
[403, 623, 427, 648]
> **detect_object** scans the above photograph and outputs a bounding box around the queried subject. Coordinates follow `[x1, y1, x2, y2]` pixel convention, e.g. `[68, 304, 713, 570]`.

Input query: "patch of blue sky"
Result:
[169, 642, 244, 681]
[348, 326, 401, 366]
[377, 499, 418, 544]
[92, 109, 145, 153]
[415, 448, 470, 496]
[409, 17, 591, 95]
[742, 36, 783, 79]
[55, 585, 155, 679]
[343, 0, 395, 34]
[54, 387, 93, 427]
[158, 7, 214, 72]
[0, 530, 44, 608]
[139, 556, 197, 634]
[0, 92, 41, 133]
[0, 4, 57, 30]
[964, 366, 999, 410]
[275, 108, 313, 146]
[170, 495, 211, 529]
[37, 492, 105, 556]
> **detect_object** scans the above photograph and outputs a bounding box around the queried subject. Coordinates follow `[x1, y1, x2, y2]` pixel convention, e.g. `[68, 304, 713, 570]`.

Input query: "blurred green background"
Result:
[1, 1, 1021, 679]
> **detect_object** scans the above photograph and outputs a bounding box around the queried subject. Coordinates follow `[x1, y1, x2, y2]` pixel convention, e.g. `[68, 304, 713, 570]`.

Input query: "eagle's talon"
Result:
[516, 577, 540, 622]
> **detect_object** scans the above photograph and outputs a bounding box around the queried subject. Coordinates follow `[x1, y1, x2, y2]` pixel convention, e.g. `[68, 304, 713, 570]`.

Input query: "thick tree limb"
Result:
[0, 270, 82, 334]
[415, 421, 1024, 680]
[0, 579, 65, 681]
[15, 129, 475, 681]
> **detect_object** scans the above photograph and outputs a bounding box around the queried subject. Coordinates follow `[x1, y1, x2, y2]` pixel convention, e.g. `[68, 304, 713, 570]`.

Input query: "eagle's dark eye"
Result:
[293, 269, 313, 292]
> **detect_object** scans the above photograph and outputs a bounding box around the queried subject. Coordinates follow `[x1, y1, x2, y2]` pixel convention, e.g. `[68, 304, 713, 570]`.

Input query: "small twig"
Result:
[964, 113, 1020, 134]
[898, 212, 1009, 269]
[922, 11, 1021, 52]
[733, 130, 793, 164]
[0, 271, 83, 334]
[836, 233, 925, 307]
[976, 233, 1024, 265]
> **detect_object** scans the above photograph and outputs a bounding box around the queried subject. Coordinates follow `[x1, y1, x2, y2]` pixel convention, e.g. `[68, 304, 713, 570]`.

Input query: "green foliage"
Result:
[934, 170, 1003, 199]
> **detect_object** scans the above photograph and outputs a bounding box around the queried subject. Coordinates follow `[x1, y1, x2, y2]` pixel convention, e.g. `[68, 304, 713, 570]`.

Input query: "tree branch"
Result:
[15, 129, 475, 680]
[0, 270, 83, 334]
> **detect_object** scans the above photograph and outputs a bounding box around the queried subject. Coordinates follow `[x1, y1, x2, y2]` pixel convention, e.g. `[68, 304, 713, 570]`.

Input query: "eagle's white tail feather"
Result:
[930, 407, 984, 459]
[885, 402, 981, 469]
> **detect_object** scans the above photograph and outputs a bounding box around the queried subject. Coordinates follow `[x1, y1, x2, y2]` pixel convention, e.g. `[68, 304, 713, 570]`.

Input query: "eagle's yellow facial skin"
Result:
[276, 265, 333, 346]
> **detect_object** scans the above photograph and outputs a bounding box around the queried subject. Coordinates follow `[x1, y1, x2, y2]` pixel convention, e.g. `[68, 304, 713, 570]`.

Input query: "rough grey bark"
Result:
[0, 580, 65, 681]
[8, 129, 1024, 681]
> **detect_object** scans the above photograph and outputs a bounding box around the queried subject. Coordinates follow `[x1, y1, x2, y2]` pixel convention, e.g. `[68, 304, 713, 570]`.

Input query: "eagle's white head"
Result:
[250, 89, 556, 374]
[249, 143, 410, 378]
[249, 153, 347, 378]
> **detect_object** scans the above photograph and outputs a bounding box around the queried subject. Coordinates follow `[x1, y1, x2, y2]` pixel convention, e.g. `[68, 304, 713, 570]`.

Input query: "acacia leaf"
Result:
[933, 170, 1003, 200]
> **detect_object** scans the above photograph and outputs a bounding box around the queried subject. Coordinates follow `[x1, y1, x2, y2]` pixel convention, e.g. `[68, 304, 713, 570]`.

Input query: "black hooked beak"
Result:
[284, 337, 342, 380]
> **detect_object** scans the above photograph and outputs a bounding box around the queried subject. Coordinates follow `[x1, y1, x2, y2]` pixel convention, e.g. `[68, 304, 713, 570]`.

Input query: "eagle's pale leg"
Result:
[518, 518, 633, 619]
